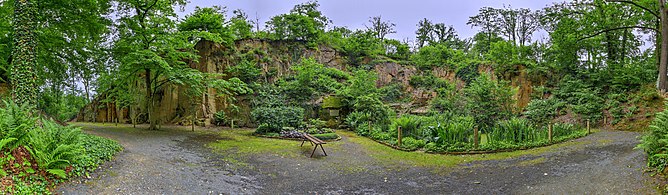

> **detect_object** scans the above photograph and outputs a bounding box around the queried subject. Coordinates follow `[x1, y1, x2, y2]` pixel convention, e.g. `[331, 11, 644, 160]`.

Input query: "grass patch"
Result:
[207, 129, 342, 158]
[340, 130, 588, 168]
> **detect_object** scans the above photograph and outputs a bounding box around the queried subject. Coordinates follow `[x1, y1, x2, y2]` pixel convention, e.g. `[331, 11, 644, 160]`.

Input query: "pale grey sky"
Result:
[179, 0, 566, 42]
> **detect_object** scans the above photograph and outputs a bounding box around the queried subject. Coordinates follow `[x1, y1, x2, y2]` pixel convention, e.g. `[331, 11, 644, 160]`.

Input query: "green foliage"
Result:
[0, 101, 37, 149]
[410, 44, 466, 70]
[400, 137, 426, 151]
[0, 100, 121, 193]
[178, 6, 233, 44]
[383, 39, 411, 60]
[638, 102, 668, 172]
[523, 98, 566, 125]
[229, 9, 254, 39]
[227, 59, 261, 84]
[73, 134, 122, 175]
[344, 111, 370, 131]
[352, 94, 393, 125]
[378, 83, 404, 102]
[281, 58, 348, 105]
[214, 110, 226, 126]
[409, 73, 452, 89]
[488, 118, 540, 144]
[555, 76, 604, 122]
[251, 106, 305, 134]
[339, 30, 384, 66]
[38, 89, 88, 121]
[28, 122, 84, 178]
[265, 1, 329, 46]
[433, 116, 475, 146]
[390, 115, 422, 138]
[465, 73, 516, 131]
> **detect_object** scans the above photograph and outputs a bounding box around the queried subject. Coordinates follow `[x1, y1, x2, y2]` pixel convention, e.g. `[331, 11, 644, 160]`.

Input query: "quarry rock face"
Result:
[76, 39, 534, 127]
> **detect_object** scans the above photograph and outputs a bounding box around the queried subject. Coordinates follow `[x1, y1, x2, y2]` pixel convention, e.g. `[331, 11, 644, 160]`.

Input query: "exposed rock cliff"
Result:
[76, 39, 535, 127]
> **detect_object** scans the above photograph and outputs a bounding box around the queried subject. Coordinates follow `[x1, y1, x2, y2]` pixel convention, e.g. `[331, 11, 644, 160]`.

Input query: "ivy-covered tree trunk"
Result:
[660, 0, 668, 92]
[11, 0, 38, 106]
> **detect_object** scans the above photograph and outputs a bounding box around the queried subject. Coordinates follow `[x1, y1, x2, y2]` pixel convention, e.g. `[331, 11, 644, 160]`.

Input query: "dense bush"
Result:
[410, 44, 466, 70]
[390, 115, 422, 138]
[433, 116, 475, 146]
[400, 137, 426, 150]
[524, 98, 566, 125]
[409, 73, 452, 89]
[465, 73, 516, 131]
[488, 118, 540, 145]
[555, 76, 604, 122]
[251, 106, 305, 134]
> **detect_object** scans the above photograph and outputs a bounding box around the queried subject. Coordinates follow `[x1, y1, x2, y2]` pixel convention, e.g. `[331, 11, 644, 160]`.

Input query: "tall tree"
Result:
[114, 0, 195, 130]
[468, 7, 501, 58]
[415, 18, 434, 48]
[366, 15, 396, 40]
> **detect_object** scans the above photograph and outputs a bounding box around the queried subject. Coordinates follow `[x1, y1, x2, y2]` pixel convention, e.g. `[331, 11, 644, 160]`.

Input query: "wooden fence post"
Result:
[587, 119, 591, 134]
[368, 121, 372, 135]
[548, 123, 553, 143]
[474, 126, 479, 149]
[398, 126, 402, 147]
[231, 119, 234, 129]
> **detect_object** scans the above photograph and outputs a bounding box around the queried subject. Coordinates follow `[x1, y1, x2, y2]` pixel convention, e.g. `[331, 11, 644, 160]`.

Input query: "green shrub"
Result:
[552, 123, 580, 139]
[434, 116, 475, 146]
[390, 115, 422, 139]
[379, 83, 404, 102]
[400, 137, 426, 150]
[554, 76, 604, 122]
[251, 106, 305, 134]
[213, 110, 226, 126]
[344, 111, 370, 130]
[0, 100, 122, 193]
[524, 98, 566, 125]
[465, 73, 516, 131]
[73, 134, 123, 176]
[488, 118, 541, 144]
[638, 102, 668, 172]
[28, 122, 84, 178]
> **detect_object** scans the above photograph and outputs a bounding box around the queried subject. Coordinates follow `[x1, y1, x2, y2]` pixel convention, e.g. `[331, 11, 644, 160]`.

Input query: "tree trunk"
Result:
[145, 68, 157, 130]
[660, 0, 668, 92]
[11, 0, 38, 106]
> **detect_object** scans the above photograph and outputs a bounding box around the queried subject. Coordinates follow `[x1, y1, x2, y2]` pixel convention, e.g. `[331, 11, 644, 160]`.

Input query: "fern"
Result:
[638, 102, 668, 172]
[0, 137, 17, 151]
[46, 169, 67, 178]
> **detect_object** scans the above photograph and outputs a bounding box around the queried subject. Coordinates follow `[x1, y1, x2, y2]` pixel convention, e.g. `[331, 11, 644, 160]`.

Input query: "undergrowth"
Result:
[0, 101, 123, 193]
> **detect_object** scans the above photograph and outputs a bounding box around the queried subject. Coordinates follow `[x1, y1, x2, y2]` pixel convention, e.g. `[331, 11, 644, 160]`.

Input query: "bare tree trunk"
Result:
[660, 0, 668, 92]
[145, 68, 157, 130]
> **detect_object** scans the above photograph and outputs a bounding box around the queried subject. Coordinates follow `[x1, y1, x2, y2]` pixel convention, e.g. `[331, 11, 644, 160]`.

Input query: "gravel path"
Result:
[58, 123, 657, 194]
[57, 123, 260, 194]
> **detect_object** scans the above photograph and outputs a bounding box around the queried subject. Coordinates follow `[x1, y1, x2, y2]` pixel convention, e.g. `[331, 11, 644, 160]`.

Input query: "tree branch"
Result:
[606, 0, 659, 19]
[578, 26, 658, 41]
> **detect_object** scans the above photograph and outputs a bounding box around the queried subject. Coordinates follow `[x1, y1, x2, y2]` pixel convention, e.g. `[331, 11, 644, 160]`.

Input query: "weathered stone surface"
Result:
[76, 39, 534, 127]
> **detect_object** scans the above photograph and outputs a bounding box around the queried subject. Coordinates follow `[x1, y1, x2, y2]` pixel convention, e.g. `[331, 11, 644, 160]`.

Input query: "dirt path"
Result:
[58, 123, 657, 194]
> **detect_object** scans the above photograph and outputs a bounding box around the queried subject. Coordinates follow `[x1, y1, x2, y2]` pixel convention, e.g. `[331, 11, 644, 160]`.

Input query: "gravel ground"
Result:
[58, 123, 657, 195]
[57, 123, 260, 194]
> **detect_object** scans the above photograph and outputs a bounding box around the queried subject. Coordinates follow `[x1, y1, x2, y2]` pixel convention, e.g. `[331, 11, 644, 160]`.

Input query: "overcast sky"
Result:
[179, 0, 567, 42]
